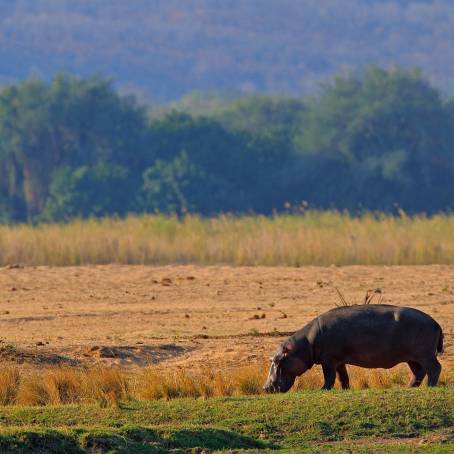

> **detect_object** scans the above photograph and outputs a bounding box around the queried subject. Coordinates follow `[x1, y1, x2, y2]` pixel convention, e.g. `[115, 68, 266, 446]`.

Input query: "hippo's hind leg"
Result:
[407, 361, 426, 387]
[422, 358, 442, 387]
[336, 364, 350, 389]
[321, 363, 336, 390]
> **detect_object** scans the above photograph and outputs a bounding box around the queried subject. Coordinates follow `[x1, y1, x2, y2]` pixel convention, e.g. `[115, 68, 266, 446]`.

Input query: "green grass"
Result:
[0, 388, 452, 452]
[3, 211, 454, 266]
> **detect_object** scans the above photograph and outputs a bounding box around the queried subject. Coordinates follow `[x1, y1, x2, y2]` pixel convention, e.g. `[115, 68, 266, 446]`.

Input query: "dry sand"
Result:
[0, 265, 452, 372]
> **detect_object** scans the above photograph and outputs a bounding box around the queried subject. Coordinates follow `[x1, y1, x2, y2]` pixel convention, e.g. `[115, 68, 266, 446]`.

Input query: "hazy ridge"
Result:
[1, 0, 454, 101]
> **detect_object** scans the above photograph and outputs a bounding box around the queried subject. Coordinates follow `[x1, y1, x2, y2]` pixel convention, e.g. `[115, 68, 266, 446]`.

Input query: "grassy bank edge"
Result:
[0, 426, 452, 453]
[0, 388, 451, 452]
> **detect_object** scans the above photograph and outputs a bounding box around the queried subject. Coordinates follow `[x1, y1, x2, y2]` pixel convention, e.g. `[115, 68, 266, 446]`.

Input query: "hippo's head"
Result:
[263, 337, 313, 393]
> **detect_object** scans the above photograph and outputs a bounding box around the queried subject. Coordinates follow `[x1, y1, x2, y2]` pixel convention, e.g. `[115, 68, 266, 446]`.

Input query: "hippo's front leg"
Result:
[321, 363, 336, 390]
[336, 364, 350, 389]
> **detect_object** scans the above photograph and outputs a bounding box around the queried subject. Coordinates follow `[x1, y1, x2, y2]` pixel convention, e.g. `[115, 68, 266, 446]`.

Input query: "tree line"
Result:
[1, 66, 454, 222]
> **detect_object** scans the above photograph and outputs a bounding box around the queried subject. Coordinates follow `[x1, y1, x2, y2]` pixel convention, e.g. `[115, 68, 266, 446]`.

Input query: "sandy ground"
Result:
[0, 264, 452, 372]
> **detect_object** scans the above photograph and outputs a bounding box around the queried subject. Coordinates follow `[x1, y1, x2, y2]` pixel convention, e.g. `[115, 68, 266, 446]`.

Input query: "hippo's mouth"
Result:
[263, 382, 291, 393]
[263, 384, 278, 393]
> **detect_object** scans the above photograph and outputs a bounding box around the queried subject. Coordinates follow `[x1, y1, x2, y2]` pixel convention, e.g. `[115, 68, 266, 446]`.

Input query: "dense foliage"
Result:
[1, 67, 454, 222]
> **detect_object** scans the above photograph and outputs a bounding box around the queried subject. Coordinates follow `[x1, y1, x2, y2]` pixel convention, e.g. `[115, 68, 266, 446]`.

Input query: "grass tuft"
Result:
[233, 365, 267, 395]
[0, 368, 20, 405]
[16, 374, 52, 406]
[83, 368, 129, 407]
[43, 368, 83, 405]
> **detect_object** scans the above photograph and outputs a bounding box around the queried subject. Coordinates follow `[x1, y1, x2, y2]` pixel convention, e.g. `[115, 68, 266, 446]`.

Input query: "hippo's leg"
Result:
[423, 358, 441, 387]
[321, 363, 336, 390]
[336, 364, 350, 389]
[407, 361, 426, 387]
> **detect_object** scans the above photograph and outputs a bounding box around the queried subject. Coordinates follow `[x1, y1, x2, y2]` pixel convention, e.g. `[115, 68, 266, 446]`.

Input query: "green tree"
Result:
[139, 151, 205, 214]
[0, 74, 150, 220]
[294, 66, 454, 211]
[147, 112, 294, 214]
[211, 95, 306, 137]
[41, 164, 131, 221]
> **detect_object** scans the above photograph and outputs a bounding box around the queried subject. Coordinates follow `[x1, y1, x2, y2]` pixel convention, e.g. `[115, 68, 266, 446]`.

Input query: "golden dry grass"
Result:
[14, 368, 129, 406]
[0, 363, 452, 406]
[0, 367, 20, 405]
[2, 211, 454, 266]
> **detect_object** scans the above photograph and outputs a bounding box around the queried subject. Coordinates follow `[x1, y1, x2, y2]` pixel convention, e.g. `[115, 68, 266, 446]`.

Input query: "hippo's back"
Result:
[316, 304, 442, 367]
[321, 304, 437, 328]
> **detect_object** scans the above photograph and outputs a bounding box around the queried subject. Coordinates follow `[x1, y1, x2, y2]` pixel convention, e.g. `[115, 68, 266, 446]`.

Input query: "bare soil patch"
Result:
[0, 265, 452, 372]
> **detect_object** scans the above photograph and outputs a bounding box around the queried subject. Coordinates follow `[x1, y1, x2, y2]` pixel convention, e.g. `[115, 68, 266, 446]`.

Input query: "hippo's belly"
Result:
[344, 352, 403, 369]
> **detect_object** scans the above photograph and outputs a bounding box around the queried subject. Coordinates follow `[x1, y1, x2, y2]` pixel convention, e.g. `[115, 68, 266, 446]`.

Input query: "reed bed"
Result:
[1, 211, 454, 266]
[0, 363, 452, 406]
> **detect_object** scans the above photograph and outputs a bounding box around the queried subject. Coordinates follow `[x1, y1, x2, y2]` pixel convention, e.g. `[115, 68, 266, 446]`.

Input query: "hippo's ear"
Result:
[274, 339, 296, 363]
[283, 339, 296, 353]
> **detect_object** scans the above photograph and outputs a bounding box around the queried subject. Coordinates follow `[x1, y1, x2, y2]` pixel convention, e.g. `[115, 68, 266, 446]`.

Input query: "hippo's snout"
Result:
[263, 381, 283, 393]
[263, 384, 276, 393]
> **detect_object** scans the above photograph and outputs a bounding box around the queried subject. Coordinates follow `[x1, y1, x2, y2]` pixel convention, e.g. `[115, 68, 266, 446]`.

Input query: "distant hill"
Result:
[1, 0, 454, 101]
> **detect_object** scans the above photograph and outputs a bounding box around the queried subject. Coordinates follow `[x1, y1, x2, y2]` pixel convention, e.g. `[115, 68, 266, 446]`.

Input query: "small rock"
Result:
[7, 264, 23, 269]
[161, 277, 172, 286]
[36, 341, 44, 346]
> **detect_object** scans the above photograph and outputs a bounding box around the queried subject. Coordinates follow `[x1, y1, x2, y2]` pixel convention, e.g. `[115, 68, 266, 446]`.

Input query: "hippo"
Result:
[263, 304, 443, 392]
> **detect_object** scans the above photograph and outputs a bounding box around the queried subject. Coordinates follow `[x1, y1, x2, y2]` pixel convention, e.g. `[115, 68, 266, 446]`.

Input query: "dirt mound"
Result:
[0, 344, 78, 366]
[83, 344, 187, 366]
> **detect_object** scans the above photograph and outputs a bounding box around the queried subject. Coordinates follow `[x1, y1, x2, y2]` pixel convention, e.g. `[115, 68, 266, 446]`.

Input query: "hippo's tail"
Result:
[437, 328, 444, 354]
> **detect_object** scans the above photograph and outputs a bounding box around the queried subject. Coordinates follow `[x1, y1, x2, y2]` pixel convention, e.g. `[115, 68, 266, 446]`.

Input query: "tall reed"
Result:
[1, 211, 454, 266]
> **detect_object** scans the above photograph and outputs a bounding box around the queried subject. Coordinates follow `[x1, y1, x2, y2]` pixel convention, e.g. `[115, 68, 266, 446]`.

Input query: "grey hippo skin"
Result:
[263, 304, 443, 392]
